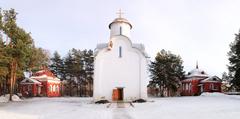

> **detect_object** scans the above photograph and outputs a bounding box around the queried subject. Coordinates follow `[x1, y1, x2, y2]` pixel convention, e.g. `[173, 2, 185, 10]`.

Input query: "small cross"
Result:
[116, 9, 124, 18]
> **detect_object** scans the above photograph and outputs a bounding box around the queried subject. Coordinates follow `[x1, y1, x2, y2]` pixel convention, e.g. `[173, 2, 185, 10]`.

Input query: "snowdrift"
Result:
[200, 92, 225, 96]
[0, 94, 22, 103]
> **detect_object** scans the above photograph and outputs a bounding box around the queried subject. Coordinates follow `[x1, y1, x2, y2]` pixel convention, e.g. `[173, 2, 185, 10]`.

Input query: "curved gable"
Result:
[95, 35, 148, 58]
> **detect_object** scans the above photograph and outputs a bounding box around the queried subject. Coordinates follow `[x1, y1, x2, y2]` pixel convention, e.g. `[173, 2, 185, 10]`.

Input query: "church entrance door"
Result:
[112, 87, 124, 101]
[118, 88, 123, 100]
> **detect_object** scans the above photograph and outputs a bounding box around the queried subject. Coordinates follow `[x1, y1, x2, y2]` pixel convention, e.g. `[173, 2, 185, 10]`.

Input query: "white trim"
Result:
[47, 80, 61, 83]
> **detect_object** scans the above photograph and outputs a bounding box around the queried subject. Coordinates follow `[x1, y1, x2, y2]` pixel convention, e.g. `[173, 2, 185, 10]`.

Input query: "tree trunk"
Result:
[9, 59, 17, 101]
[9, 61, 14, 101]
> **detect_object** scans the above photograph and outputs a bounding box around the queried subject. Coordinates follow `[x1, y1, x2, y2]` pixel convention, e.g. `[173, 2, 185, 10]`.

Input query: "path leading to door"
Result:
[112, 108, 133, 119]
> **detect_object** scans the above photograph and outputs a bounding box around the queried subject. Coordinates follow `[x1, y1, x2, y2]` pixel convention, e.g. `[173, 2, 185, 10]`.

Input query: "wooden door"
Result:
[112, 88, 124, 101]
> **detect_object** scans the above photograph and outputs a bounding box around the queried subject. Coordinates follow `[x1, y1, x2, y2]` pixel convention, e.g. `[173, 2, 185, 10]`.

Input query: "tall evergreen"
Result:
[85, 50, 94, 96]
[0, 8, 49, 99]
[228, 30, 240, 91]
[149, 49, 185, 97]
[1, 9, 34, 100]
[49, 51, 64, 79]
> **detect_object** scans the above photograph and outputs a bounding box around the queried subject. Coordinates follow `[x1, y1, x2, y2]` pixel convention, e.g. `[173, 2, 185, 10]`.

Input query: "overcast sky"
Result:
[1, 0, 240, 77]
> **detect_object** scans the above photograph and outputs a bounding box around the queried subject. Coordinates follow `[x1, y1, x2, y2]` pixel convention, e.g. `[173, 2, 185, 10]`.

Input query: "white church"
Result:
[93, 11, 149, 101]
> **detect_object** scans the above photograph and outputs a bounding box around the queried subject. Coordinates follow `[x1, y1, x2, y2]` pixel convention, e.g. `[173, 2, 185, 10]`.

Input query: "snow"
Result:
[0, 94, 240, 119]
[200, 92, 226, 96]
[0, 95, 9, 103]
[0, 94, 22, 103]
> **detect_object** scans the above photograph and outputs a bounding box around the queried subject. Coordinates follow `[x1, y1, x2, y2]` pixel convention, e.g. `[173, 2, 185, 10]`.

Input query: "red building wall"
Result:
[203, 82, 222, 92]
[46, 82, 60, 97]
[21, 84, 38, 97]
[181, 79, 201, 96]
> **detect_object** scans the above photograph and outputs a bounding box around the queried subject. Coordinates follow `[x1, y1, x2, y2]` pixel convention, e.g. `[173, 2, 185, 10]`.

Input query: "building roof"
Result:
[200, 76, 222, 83]
[31, 69, 60, 82]
[20, 78, 41, 84]
[185, 64, 209, 78]
[34, 70, 56, 78]
[94, 41, 149, 58]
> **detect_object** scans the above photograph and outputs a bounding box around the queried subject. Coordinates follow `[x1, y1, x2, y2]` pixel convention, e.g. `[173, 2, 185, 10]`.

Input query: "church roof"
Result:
[185, 65, 209, 78]
[109, 17, 132, 29]
[94, 42, 149, 58]
[132, 43, 149, 57]
[96, 43, 108, 50]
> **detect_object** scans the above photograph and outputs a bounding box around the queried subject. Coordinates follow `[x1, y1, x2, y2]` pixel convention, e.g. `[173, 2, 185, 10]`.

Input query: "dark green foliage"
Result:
[149, 49, 185, 97]
[228, 31, 240, 91]
[49, 49, 94, 97]
[49, 51, 64, 79]
[0, 8, 49, 97]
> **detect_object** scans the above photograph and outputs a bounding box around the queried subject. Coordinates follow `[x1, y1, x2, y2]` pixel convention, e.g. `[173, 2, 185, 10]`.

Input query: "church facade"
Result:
[93, 13, 149, 101]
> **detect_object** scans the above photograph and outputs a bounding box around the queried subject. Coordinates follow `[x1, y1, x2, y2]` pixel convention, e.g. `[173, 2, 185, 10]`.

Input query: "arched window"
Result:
[120, 26, 122, 35]
[119, 46, 122, 58]
[210, 83, 214, 90]
[53, 85, 56, 92]
[56, 85, 59, 92]
[49, 85, 52, 92]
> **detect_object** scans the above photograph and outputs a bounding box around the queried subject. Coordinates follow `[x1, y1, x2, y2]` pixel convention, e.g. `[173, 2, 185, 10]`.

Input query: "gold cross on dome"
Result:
[116, 9, 124, 18]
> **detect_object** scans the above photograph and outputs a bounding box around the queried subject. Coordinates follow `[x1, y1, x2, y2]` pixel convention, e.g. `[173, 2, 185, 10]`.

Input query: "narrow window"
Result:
[119, 46, 122, 58]
[120, 26, 122, 35]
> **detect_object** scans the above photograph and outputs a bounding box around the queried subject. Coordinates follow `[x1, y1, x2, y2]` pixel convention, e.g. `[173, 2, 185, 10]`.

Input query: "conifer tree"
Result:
[1, 9, 34, 100]
[49, 51, 64, 79]
[228, 30, 240, 91]
[149, 49, 185, 97]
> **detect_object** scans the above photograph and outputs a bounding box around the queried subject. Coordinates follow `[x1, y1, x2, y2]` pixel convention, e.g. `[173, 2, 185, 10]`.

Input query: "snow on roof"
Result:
[185, 68, 209, 78]
[200, 76, 222, 83]
[95, 43, 108, 50]
[31, 69, 60, 82]
[94, 42, 149, 58]
[20, 78, 41, 84]
[34, 70, 56, 77]
[31, 75, 60, 81]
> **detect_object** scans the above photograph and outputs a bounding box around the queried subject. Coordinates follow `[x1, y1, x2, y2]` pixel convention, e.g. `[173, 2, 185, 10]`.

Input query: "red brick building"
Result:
[20, 70, 61, 97]
[181, 65, 222, 96]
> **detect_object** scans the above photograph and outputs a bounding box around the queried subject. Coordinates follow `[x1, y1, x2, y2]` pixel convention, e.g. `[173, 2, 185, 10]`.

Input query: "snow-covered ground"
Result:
[0, 93, 240, 119]
[0, 94, 23, 103]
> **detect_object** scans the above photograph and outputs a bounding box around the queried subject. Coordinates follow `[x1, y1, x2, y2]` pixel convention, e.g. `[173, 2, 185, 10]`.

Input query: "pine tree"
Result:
[49, 51, 64, 79]
[71, 48, 84, 96]
[0, 8, 49, 97]
[26, 47, 50, 74]
[149, 49, 185, 97]
[84, 50, 94, 96]
[1, 9, 35, 100]
[63, 51, 77, 96]
[228, 30, 240, 91]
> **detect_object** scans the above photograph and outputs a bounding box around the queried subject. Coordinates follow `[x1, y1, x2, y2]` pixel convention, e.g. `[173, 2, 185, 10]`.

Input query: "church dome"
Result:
[186, 65, 209, 78]
[109, 17, 132, 29]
